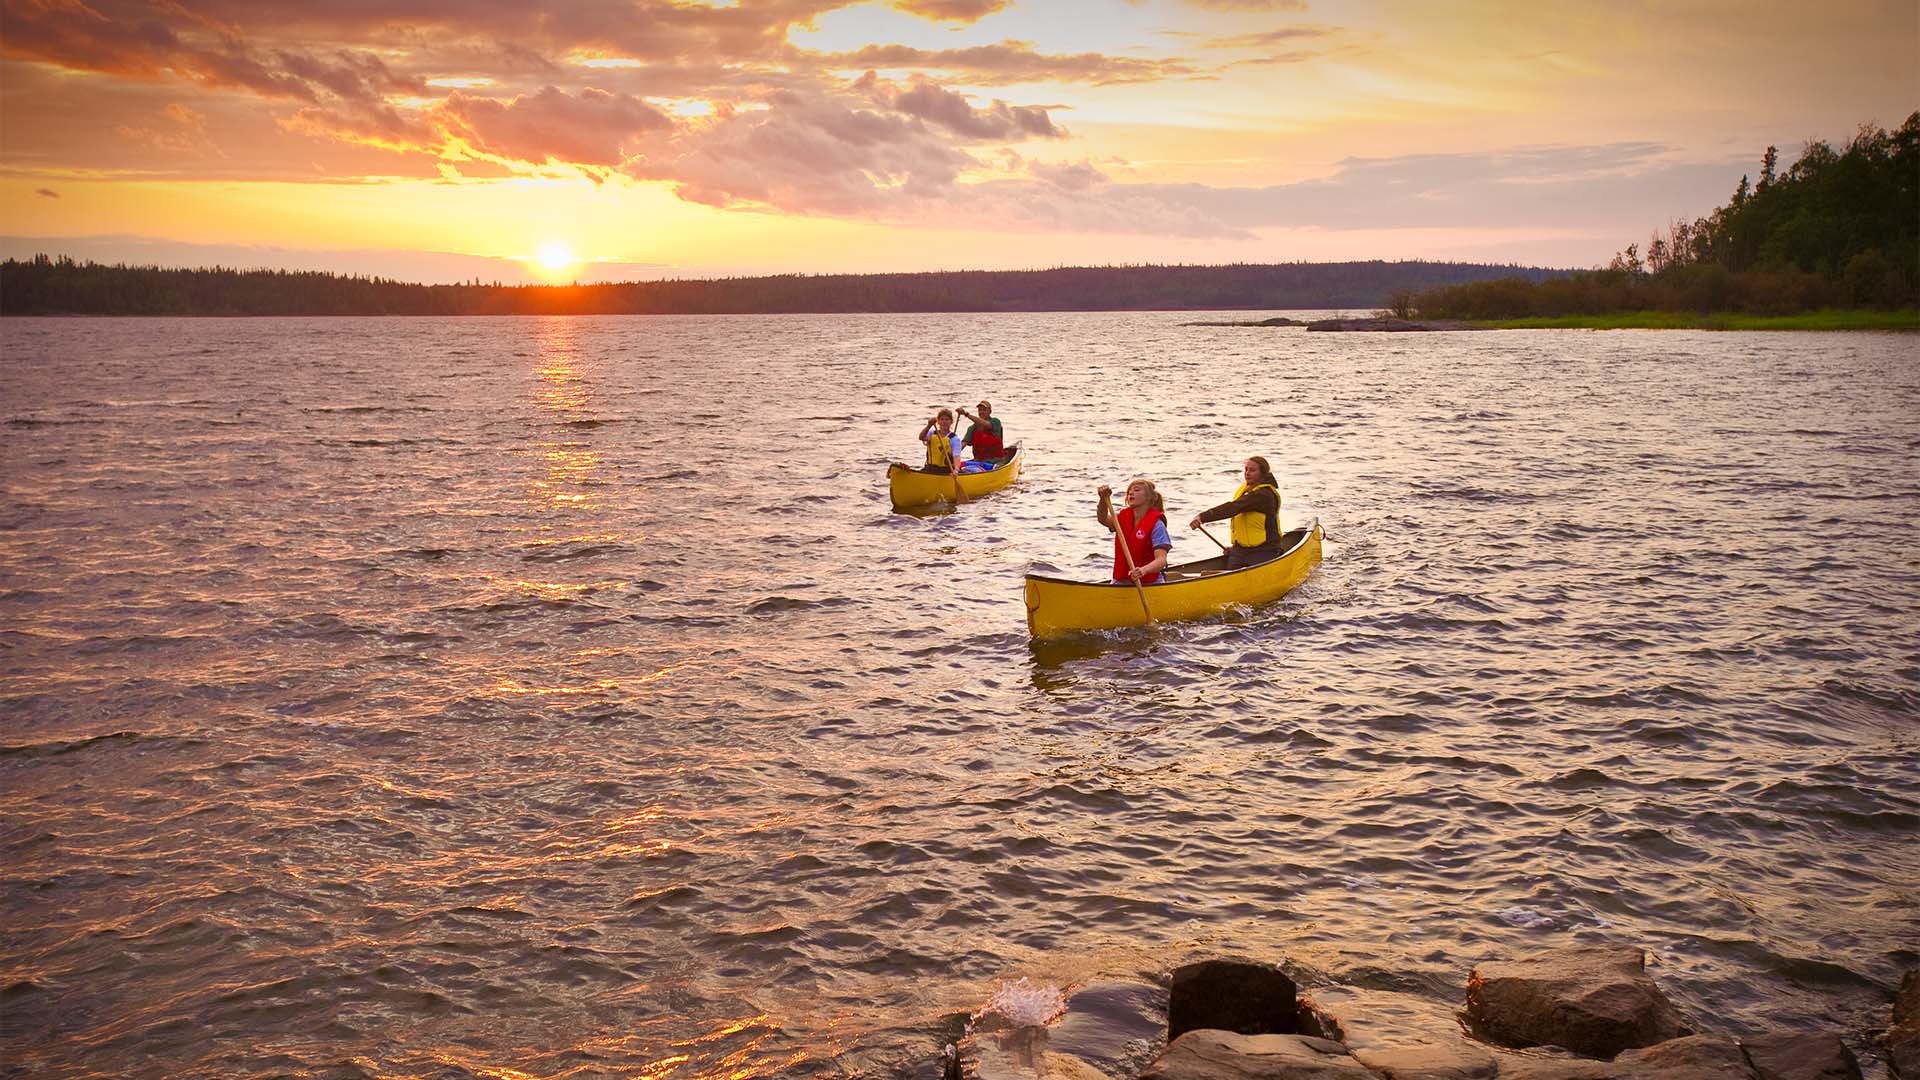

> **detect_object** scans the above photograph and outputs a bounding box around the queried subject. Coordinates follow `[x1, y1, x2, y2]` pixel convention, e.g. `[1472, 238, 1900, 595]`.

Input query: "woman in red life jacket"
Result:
[956, 401, 1005, 463]
[1096, 479, 1172, 584]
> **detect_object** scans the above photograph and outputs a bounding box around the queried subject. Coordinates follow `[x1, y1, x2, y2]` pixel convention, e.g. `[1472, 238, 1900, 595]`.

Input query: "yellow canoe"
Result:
[1023, 519, 1322, 639]
[887, 443, 1025, 510]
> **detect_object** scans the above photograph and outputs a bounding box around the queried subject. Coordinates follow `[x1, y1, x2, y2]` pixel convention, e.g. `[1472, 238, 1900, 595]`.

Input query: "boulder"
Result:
[1614, 1034, 1754, 1079]
[1466, 947, 1690, 1058]
[1143, 1031, 1376, 1080]
[1169, 959, 1300, 1040]
[1300, 985, 1497, 1080]
[961, 1026, 1109, 1080]
[956, 977, 1167, 1080]
[1048, 979, 1170, 1077]
[1740, 1032, 1862, 1080]
[1892, 970, 1920, 1080]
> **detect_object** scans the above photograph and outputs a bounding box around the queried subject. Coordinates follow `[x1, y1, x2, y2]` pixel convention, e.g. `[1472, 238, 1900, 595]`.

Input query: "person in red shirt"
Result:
[1096, 479, 1172, 584]
[956, 401, 1006, 463]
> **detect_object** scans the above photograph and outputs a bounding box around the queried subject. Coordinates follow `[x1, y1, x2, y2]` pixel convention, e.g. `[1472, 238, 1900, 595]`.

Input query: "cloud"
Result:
[0, 0, 424, 108]
[1181, 0, 1307, 9]
[438, 86, 673, 168]
[1027, 159, 1107, 191]
[1204, 26, 1338, 48]
[814, 42, 1199, 86]
[856, 72, 1064, 140]
[892, 0, 1010, 21]
[637, 89, 976, 215]
[1041, 143, 1745, 236]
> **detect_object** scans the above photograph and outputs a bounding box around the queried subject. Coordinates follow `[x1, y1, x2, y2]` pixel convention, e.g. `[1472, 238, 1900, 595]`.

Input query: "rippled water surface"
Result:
[3, 314, 1917, 1078]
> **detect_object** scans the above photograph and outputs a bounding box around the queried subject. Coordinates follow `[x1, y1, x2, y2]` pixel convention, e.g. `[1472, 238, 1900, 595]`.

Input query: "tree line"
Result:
[1407, 112, 1919, 320]
[0, 257, 1562, 317]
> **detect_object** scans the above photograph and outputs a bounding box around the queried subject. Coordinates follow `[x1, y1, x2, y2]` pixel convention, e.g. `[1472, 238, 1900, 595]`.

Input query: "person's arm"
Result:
[956, 407, 979, 425]
[1189, 488, 1274, 529]
[1095, 486, 1115, 531]
[919, 416, 937, 444]
[949, 434, 964, 475]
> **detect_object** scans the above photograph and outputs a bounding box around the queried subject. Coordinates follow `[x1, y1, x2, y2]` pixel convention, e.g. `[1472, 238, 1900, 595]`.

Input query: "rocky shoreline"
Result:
[938, 946, 1918, 1080]
[1180, 316, 1491, 332]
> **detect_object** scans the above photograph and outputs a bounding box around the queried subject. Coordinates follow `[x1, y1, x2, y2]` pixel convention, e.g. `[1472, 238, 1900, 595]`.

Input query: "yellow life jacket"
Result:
[925, 429, 955, 470]
[1229, 481, 1280, 548]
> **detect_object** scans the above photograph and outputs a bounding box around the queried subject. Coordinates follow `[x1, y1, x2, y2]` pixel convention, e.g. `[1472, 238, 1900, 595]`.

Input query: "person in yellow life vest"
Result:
[1189, 455, 1283, 569]
[916, 408, 964, 477]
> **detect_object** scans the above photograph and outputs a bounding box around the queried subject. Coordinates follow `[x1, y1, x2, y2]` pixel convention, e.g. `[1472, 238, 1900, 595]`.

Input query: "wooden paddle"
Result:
[949, 437, 968, 505]
[1101, 489, 1156, 625]
[1195, 522, 1230, 553]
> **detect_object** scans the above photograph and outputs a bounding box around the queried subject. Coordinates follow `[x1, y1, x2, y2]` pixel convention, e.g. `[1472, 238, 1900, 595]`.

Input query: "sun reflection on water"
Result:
[528, 318, 608, 511]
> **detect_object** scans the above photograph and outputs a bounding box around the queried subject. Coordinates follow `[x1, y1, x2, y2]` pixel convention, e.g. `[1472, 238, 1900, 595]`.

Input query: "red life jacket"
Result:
[1111, 506, 1166, 583]
[970, 422, 1005, 460]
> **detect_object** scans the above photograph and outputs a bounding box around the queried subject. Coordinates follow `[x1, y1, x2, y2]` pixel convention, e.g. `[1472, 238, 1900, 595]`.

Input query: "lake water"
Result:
[2, 314, 1916, 1079]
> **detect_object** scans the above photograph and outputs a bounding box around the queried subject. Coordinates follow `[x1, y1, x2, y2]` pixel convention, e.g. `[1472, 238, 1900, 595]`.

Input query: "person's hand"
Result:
[1128, 566, 1147, 582]
[1097, 485, 1112, 500]
[1189, 515, 1202, 529]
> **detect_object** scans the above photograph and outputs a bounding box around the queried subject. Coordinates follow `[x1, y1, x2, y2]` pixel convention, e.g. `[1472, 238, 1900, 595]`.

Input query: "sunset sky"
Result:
[1, 0, 1912, 284]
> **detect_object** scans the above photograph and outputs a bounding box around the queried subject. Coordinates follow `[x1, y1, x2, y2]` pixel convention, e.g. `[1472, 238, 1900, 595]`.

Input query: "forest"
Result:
[0, 258, 1559, 317]
[1407, 112, 1919, 320]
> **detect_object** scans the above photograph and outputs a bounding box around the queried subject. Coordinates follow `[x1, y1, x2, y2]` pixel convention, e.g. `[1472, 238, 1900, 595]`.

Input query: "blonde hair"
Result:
[1127, 478, 1164, 512]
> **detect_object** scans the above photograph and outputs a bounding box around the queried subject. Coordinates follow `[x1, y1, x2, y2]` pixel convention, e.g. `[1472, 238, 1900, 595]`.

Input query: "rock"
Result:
[1466, 947, 1691, 1058]
[1300, 985, 1497, 1080]
[1143, 1031, 1376, 1080]
[1048, 979, 1170, 1077]
[1614, 1034, 1754, 1079]
[961, 1025, 1109, 1080]
[1178, 317, 1305, 327]
[1892, 970, 1920, 1080]
[1169, 959, 1300, 1040]
[1740, 1032, 1862, 1080]
[956, 977, 1167, 1080]
[1486, 1050, 1627, 1080]
[1303, 317, 1488, 332]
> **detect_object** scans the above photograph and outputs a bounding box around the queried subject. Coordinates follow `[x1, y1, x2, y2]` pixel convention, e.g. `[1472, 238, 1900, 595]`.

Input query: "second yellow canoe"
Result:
[887, 443, 1024, 510]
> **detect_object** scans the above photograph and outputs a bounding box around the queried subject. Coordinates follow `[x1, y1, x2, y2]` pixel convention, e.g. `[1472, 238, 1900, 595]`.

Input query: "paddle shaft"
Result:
[1102, 491, 1156, 624]
[1195, 521, 1230, 553]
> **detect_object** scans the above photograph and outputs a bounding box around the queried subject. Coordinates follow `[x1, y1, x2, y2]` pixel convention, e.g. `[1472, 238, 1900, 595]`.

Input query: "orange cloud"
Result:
[813, 42, 1199, 86]
[439, 86, 673, 168]
[891, 0, 1010, 21]
[854, 72, 1065, 140]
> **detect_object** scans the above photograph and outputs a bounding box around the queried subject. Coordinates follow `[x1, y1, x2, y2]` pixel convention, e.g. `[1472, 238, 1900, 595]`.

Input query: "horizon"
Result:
[2, 1, 1913, 285]
[0, 250, 1574, 289]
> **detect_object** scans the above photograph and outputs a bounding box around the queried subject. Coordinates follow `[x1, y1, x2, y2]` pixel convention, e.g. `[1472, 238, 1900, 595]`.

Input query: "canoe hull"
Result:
[1023, 519, 1322, 639]
[888, 443, 1024, 509]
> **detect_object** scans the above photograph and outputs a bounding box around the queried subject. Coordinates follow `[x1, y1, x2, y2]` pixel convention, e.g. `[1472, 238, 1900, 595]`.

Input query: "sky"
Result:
[1, 0, 1913, 284]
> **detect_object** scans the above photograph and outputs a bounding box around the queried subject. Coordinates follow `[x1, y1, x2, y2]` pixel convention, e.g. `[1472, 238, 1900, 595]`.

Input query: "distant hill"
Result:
[0, 258, 1566, 317]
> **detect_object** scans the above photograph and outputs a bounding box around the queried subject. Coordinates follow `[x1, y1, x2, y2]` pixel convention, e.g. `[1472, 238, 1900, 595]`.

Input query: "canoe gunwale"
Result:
[1021, 519, 1317, 588]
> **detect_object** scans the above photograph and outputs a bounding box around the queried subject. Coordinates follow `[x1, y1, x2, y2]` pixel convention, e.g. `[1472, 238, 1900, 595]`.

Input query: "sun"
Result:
[535, 241, 576, 273]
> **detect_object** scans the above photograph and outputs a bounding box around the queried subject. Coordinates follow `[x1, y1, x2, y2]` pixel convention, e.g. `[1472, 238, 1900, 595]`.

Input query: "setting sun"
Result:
[535, 242, 575, 275]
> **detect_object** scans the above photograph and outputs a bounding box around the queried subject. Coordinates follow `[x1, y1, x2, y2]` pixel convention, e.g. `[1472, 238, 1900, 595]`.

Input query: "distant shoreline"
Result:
[1473, 309, 1918, 331]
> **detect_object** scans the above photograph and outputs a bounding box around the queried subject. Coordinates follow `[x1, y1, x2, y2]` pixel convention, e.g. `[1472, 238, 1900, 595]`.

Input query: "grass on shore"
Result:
[1468, 309, 1919, 331]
